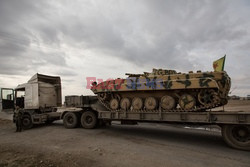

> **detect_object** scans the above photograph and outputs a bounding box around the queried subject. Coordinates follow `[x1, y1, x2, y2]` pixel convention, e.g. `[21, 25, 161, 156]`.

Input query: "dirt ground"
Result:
[213, 99, 250, 111]
[0, 100, 250, 167]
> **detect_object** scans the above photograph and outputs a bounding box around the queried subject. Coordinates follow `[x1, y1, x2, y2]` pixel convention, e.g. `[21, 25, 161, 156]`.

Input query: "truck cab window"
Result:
[1, 89, 14, 100]
[15, 90, 25, 109]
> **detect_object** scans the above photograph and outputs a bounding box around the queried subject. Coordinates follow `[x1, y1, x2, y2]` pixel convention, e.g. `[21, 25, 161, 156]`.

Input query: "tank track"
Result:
[97, 95, 221, 113]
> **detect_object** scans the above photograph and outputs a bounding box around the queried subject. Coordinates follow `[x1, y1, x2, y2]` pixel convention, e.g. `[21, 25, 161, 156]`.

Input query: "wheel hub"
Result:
[179, 94, 196, 110]
[238, 130, 246, 137]
[67, 117, 74, 124]
[23, 118, 30, 126]
[110, 98, 119, 110]
[132, 97, 143, 110]
[204, 94, 212, 103]
[144, 97, 157, 110]
[160, 95, 176, 110]
[86, 116, 93, 124]
[232, 126, 250, 142]
[120, 97, 131, 110]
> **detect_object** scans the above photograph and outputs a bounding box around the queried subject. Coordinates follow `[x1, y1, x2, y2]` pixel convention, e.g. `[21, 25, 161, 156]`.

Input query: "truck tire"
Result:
[22, 115, 33, 129]
[221, 124, 250, 151]
[63, 112, 78, 129]
[81, 111, 97, 129]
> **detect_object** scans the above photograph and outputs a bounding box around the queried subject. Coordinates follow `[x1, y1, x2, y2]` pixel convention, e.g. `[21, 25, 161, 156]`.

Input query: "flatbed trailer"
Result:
[97, 110, 250, 151]
[58, 97, 250, 151]
[98, 110, 250, 125]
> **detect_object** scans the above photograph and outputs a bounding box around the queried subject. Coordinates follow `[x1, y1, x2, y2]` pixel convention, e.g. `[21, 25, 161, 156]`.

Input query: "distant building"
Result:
[229, 95, 240, 100]
[247, 95, 250, 100]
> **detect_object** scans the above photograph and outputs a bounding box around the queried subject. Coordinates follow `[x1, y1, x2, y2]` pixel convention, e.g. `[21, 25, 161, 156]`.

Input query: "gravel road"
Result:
[0, 117, 249, 167]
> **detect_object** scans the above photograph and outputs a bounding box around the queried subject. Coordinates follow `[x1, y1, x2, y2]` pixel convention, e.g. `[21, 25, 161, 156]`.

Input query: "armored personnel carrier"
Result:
[91, 69, 231, 112]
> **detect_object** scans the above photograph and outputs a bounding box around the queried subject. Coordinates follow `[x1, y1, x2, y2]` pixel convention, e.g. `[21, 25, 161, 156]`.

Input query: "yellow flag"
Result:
[213, 55, 226, 72]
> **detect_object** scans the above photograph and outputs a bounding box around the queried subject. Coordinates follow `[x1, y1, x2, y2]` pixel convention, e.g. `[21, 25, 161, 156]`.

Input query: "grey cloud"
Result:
[0, 0, 69, 75]
[55, 69, 78, 77]
[0, 0, 250, 96]
[0, 38, 28, 57]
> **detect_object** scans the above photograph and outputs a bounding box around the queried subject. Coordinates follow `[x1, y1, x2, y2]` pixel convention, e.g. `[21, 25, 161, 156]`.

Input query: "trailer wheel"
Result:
[222, 125, 250, 151]
[22, 115, 33, 129]
[81, 111, 97, 129]
[63, 112, 78, 129]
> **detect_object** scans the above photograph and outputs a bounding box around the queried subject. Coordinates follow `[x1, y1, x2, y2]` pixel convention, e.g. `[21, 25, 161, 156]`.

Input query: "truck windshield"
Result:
[15, 89, 25, 109]
[16, 91, 25, 98]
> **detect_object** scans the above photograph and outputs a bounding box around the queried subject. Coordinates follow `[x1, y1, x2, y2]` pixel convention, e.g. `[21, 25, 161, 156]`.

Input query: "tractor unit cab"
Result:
[15, 73, 62, 113]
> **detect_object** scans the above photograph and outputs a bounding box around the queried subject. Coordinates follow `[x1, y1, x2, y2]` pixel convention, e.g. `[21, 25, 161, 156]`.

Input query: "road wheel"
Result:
[222, 125, 250, 151]
[110, 98, 119, 110]
[81, 111, 97, 129]
[63, 112, 78, 129]
[120, 97, 131, 110]
[132, 97, 143, 110]
[160, 95, 176, 110]
[144, 97, 157, 110]
[22, 115, 33, 129]
[179, 94, 196, 110]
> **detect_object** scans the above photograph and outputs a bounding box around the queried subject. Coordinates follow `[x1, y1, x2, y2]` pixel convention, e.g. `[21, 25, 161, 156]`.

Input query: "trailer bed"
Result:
[98, 110, 250, 125]
[97, 110, 250, 150]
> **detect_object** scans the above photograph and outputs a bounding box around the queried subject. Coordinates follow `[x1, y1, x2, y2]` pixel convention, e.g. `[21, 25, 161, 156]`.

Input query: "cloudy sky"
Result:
[0, 0, 250, 98]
